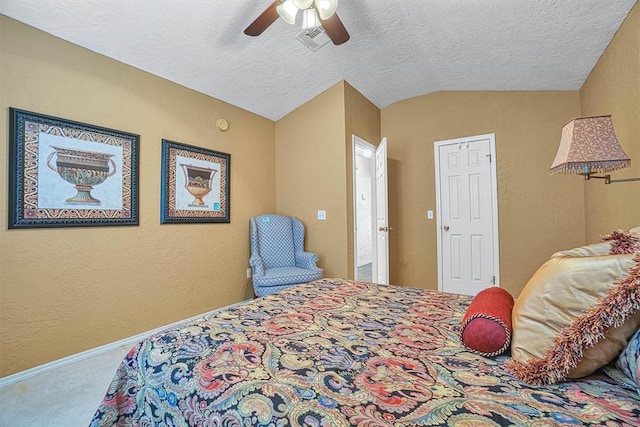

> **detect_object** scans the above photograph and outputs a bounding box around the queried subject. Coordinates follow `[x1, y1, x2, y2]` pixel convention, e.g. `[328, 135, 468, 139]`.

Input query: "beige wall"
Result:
[277, 86, 586, 298]
[344, 82, 382, 278]
[580, 3, 640, 240]
[0, 17, 275, 376]
[275, 82, 348, 278]
[381, 91, 584, 297]
[275, 81, 380, 280]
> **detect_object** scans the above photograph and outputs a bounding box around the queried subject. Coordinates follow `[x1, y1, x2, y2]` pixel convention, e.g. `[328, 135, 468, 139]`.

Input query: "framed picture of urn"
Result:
[8, 108, 140, 228]
[160, 139, 230, 224]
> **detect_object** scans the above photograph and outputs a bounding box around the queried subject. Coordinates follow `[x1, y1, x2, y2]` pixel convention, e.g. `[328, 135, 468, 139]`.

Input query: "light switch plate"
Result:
[427, 210, 434, 219]
[317, 210, 326, 220]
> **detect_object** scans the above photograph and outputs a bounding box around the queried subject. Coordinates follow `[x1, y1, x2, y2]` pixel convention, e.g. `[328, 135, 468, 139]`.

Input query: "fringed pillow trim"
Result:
[505, 252, 640, 385]
[602, 229, 640, 255]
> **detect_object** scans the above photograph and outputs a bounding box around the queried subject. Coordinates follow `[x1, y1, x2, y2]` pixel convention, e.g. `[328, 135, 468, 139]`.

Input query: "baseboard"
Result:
[0, 299, 251, 388]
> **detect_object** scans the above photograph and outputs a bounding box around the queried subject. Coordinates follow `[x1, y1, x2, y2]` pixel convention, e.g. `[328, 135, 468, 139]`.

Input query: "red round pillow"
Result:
[460, 287, 514, 356]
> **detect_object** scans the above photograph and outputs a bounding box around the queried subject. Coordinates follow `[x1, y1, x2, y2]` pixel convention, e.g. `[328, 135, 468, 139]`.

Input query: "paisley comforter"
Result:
[91, 278, 640, 426]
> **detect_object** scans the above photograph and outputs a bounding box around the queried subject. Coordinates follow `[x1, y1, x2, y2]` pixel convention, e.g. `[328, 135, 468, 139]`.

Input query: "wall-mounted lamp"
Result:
[550, 115, 640, 184]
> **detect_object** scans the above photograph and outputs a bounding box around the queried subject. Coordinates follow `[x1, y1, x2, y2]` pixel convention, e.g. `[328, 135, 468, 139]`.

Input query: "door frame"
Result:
[352, 135, 377, 281]
[434, 133, 500, 292]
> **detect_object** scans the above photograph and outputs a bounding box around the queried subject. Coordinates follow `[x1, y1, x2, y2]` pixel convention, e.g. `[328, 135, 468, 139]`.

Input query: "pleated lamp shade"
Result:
[550, 115, 630, 175]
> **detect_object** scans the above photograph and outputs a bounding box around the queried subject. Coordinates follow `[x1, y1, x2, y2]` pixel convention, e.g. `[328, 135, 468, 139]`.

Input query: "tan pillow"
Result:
[570, 311, 640, 378]
[552, 226, 640, 258]
[507, 252, 640, 385]
[551, 241, 612, 257]
[601, 229, 640, 254]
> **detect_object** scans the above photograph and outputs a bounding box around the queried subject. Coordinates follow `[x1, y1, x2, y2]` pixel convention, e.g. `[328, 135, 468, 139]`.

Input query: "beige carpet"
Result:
[0, 343, 130, 426]
[0, 302, 250, 426]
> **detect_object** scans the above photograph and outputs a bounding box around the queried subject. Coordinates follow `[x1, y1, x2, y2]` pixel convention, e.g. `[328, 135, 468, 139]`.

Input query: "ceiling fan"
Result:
[244, 0, 350, 45]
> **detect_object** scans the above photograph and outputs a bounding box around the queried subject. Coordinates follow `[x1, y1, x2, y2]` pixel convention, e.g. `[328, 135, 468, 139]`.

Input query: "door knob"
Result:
[443, 225, 450, 231]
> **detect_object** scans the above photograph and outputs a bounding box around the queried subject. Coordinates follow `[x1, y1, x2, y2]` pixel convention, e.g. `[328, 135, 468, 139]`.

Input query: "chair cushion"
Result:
[255, 215, 296, 268]
[253, 283, 299, 298]
[253, 266, 323, 289]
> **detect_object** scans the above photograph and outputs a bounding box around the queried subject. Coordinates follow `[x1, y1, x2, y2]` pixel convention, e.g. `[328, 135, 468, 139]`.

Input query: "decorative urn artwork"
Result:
[8, 108, 139, 228]
[180, 163, 218, 207]
[47, 145, 116, 204]
[161, 139, 230, 224]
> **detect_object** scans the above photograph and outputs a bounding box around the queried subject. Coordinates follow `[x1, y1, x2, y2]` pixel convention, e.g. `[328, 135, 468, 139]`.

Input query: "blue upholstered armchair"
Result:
[249, 214, 323, 297]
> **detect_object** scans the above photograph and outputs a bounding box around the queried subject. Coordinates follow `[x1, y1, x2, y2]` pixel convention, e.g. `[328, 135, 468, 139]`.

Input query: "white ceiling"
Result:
[1, 0, 636, 121]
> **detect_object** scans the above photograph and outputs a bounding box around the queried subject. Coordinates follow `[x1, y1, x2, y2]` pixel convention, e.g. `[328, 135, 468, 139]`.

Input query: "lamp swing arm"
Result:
[606, 176, 640, 184]
[582, 173, 640, 184]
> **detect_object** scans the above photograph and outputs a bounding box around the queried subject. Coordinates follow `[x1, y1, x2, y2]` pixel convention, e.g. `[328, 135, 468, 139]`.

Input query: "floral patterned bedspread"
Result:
[91, 279, 640, 426]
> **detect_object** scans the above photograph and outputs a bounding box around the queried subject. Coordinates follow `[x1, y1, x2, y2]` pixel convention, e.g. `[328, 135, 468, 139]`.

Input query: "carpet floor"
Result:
[0, 343, 130, 426]
[357, 262, 373, 282]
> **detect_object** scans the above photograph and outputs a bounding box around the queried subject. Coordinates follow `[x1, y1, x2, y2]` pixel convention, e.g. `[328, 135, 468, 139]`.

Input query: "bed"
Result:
[90, 278, 639, 426]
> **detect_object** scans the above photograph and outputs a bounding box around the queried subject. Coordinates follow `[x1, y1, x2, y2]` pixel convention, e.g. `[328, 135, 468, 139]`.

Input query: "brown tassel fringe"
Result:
[602, 229, 640, 255]
[505, 251, 640, 385]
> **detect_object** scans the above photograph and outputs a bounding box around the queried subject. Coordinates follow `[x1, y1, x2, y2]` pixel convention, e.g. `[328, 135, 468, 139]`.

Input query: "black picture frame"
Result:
[161, 139, 230, 224]
[8, 108, 140, 228]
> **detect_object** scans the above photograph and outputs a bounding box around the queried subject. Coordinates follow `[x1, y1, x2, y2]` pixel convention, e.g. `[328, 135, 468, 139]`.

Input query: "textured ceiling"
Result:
[1, 0, 636, 121]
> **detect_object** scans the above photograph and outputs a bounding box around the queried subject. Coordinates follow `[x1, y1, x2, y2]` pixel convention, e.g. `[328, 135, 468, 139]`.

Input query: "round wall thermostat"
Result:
[216, 118, 229, 132]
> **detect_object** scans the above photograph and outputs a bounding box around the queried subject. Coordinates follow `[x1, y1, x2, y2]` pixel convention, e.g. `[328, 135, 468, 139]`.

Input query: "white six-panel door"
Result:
[375, 137, 389, 285]
[434, 134, 499, 296]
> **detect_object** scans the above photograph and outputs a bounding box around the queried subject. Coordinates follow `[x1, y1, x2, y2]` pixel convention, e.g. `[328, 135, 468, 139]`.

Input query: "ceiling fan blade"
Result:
[318, 11, 350, 45]
[244, 1, 280, 36]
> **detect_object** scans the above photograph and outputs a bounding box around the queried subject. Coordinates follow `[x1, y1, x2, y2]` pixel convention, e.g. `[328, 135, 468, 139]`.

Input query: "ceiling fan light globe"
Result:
[301, 8, 320, 29]
[277, 0, 298, 25]
[315, 0, 338, 20]
[293, 0, 314, 9]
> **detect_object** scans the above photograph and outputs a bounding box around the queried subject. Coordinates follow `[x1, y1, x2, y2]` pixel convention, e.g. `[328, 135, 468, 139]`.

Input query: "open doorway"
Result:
[353, 136, 376, 282]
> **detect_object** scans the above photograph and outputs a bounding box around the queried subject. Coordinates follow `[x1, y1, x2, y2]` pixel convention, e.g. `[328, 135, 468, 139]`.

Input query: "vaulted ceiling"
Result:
[1, 0, 636, 121]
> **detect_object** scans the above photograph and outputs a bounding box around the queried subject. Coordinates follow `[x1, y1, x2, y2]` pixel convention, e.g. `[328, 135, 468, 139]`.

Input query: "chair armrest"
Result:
[249, 255, 265, 277]
[295, 251, 319, 269]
